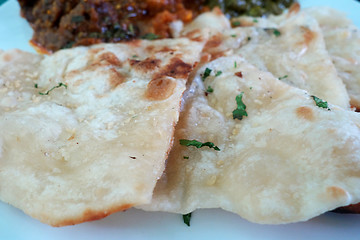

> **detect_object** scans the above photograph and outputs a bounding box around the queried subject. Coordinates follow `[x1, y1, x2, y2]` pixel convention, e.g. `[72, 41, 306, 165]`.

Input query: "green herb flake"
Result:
[179, 139, 220, 151]
[278, 75, 288, 80]
[141, 33, 160, 40]
[264, 28, 281, 37]
[34, 84, 38, 88]
[71, 16, 85, 23]
[311, 95, 330, 110]
[183, 156, 189, 159]
[234, 61, 237, 68]
[273, 29, 281, 37]
[39, 83, 67, 96]
[132, 55, 138, 58]
[231, 34, 237, 38]
[202, 68, 212, 81]
[232, 21, 241, 27]
[232, 92, 248, 120]
[247, 37, 252, 41]
[215, 71, 222, 77]
[183, 213, 192, 227]
[206, 86, 214, 93]
[253, 19, 259, 23]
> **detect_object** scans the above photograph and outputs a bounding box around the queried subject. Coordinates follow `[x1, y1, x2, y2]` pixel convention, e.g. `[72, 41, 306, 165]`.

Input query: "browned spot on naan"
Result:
[184, 29, 204, 42]
[236, 20, 254, 27]
[127, 39, 142, 48]
[300, 26, 316, 46]
[98, 52, 122, 67]
[158, 46, 176, 53]
[67, 134, 75, 141]
[204, 34, 223, 50]
[153, 57, 193, 80]
[326, 186, 348, 201]
[146, 45, 154, 52]
[89, 48, 105, 55]
[145, 77, 176, 101]
[2, 53, 13, 62]
[210, 51, 226, 61]
[54, 204, 133, 227]
[109, 69, 125, 88]
[129, 57, 161, 72]
[288, 2, 301, 16]
[200, 53, 212, 63]
[296, 106, 314, 121]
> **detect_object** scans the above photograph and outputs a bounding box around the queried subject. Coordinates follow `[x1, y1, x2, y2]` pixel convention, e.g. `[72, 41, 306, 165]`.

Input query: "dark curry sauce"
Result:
[18, 0, 294, 53]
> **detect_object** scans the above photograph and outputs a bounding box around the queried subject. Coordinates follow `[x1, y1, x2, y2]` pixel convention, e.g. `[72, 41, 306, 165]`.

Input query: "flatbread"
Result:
[0, 38, 203, 226]
[194, 9, 350, 108]
[139, 56, 360, 224]
[305, 7, 360, 108]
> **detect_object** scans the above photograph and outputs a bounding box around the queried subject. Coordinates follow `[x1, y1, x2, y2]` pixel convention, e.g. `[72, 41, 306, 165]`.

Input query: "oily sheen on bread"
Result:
[139, 56, 360, 224]
[0, 39, 203, 226]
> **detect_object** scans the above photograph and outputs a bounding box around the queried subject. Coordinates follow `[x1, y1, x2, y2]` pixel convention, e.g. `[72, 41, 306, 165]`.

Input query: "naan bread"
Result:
[0, 39, 203, 226]
[139, 56, 360, 224]
[198, 9, 350, 108]
[181, 8, 231, 38]
[305, 7, 360, 108]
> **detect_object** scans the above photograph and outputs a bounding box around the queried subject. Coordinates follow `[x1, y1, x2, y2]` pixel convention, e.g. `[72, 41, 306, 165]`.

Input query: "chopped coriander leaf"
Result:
[231, 34, 237, 38]
[202, 68, 212, 81]
[232, 21, 241, 27]
[183, 213, 192, 227]
[206, 86, 214, 93]
[141, 33, 160, 40]
[180, 139, 220, 151]
[311, 95, 330, 110]
[253, 19, 259, 23]
[215, 71, 222, 77]
[132, 55, 138, 58]
[232, 92, 248, 120]
[183, 156, 189, 159]
[273, 29, 281, 37]
[264, 28, 281, 37]
[34, 84, 38, 88]
[250, 86, 253, 90]
[247, 37, 252, 41]
[39, 83, 67, 95]
[234, 61, 237, 68]
[278, 75, 288, 80]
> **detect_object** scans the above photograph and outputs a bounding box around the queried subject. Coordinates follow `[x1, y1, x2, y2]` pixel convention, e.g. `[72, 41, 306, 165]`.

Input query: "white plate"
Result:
[1, 0, 360, 239]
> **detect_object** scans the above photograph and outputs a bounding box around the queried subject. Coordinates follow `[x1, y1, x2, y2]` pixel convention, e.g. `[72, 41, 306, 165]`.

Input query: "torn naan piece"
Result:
[0, 39, 203, 226]
[305, 7, 360, 109]
[139, 56, 360, 224]
[180, 8, 231, 40]
[194, 9, 350, 108]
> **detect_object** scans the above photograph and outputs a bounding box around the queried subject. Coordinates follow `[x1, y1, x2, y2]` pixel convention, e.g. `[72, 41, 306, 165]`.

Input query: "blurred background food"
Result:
[18, 0, 294, 53]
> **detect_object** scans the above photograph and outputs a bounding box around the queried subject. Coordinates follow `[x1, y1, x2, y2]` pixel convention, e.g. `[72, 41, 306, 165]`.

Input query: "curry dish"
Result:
[18, 0, 294, 53]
